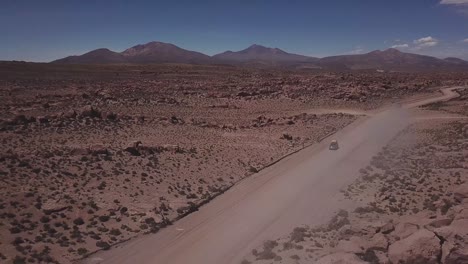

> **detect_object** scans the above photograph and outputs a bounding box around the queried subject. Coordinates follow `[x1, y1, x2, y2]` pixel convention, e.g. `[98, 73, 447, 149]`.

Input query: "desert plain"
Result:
[0, 62, 467, 264]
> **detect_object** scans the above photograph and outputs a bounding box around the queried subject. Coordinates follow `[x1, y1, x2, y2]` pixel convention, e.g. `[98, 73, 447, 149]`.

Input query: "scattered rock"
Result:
[80, 105, 101, 118]
[445, 247, 468, 264]
[336, 237, 369, 254]
[379, 222, 395, 235]
[88, 144, 109, 155]
[434, 219, 468, 242]
[388, 229, 441, 264]
[393, 222, 419, 240]
[427, 218, 453, 228]
[42, 199, 69, 214]
[454, 184, 468, 203]
[64, 109, 77, 119]
[369, 232, 388, 251]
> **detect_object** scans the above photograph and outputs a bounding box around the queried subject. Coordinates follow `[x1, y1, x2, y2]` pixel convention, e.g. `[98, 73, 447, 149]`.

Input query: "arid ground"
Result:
[242, 94, 468, 263]
[1, 62, 468, 264]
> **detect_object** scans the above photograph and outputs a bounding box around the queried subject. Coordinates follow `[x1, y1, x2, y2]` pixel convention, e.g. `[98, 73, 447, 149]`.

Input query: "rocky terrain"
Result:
[1, 63, 468, 264]
[423, 87, 468, 117]
[242, 115, 468, 263]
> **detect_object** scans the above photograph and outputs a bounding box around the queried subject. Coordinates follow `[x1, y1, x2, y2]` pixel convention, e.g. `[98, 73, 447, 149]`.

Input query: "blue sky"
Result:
[1, 0, 468, 62]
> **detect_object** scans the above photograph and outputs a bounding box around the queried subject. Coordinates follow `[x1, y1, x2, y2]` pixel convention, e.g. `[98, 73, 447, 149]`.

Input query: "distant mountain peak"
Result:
[244, 44, 283, 52]
[382, 48, 403, 54]
[213, 44, 317, 64]
[53, 41, 211, 64]
[368, 48, 402, 55]
[318, 47, 468, 71]
[51, 40, 468, 70]
[248, 44, 263, 48]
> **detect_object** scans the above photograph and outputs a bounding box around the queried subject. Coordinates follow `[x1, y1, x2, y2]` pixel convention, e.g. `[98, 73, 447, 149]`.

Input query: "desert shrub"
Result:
[12, 237, 24, 245]
[263, 240, 278, 251]
[109, 228, 121, 236]
[357, 249, 380, 264]
[249, 166, 258, 173]
[98, 215, 110, 222]
[9, 227, 21, 234]
[256, 241, 278, 260]
[97, 181, 106, 190]
[73, 217, 84, 225]
[328, 210, 350, 230]
[77, 248, 88, 255]
[290, 227, 308, 242]
[440, 198, 454, 215]
[354, 206, 384, 214]
[40, 216, 50, 223]
[13, 256, 26, 264]
[283, 241, 294, 250]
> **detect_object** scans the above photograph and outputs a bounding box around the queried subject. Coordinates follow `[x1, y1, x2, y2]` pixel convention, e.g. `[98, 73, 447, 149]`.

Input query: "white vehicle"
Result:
[329, 139, 339, 150]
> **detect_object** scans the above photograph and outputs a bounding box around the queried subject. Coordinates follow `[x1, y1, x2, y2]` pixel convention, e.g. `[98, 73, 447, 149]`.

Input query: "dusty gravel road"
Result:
[84, 87, 464, 264]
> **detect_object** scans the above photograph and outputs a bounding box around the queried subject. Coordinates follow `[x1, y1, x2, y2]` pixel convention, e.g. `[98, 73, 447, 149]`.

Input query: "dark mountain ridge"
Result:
[52, 42, 468, 71]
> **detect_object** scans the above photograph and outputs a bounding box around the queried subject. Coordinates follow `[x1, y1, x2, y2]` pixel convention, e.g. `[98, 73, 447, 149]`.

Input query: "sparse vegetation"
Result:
[1, 63, 467, 263]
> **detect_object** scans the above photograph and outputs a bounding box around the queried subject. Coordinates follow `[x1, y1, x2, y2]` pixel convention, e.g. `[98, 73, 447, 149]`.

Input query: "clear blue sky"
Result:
[1, 0, 468, 62]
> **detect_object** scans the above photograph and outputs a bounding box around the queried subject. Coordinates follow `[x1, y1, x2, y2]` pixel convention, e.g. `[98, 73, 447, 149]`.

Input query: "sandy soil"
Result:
[1, 63, 468, 264]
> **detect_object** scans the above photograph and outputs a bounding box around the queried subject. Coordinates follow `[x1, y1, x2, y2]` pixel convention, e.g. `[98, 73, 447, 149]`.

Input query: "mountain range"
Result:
[52, 41, 468, 71]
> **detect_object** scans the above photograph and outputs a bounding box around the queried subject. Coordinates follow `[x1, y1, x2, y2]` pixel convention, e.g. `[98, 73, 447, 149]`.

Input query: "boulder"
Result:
[125, 141, 142, 156]
[80, 105, 101, 118]
[393, 222, 419, 240]
[388, 229, 441, 264]
[379, 222, 395, 234]
[445, 247, 468, 264]
[373, 250, 389, 264]
[427, 218, 453, 228]
[42, 199, 69, 214]
[336, 237, 369, 254]
[441, 240, 456, 263]
[455, 207, 468, 220]
[64, 109, 77, 119]
[434, 219, 468, 241]
[88, 144, 109, 155]
[315, 252, 369, 264]
[369, 232, 388, 251]
[454, 184, 468, 203]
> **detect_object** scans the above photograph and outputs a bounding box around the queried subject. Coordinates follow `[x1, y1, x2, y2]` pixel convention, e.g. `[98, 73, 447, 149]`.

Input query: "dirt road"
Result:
[84, 87, 464, 264]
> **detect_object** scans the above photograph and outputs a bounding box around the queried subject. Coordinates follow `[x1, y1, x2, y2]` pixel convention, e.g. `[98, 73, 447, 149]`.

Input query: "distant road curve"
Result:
[83, 86, 465, 264]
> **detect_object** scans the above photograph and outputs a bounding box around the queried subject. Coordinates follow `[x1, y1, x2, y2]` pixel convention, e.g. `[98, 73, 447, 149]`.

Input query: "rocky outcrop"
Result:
[388, 229, 441, 264]
[336, 237, 369, 254]
[392, 222, 419, 240]
[41, 199, 70, 214]
[445, 248, 468, 264]
[454, 184, 468, 203]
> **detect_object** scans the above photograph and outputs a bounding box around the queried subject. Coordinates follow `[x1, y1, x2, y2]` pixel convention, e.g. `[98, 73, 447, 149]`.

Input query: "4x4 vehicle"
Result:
[329, 140, 339, 150]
